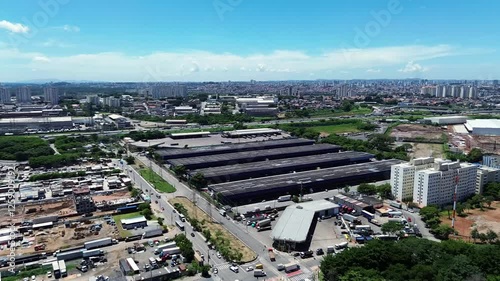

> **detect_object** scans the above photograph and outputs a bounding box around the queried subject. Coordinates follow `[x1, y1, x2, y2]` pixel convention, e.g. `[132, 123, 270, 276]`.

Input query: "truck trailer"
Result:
[284, 263, 299, 273]
[161, 247, 181, 256]
[84, 237, 117, 250]
[256, 218, 271, 228]
[58, 260, 67, 277]
[56, 250, 84, 261]
[154, 242, 177, 254]
[82, 249, 104, 258]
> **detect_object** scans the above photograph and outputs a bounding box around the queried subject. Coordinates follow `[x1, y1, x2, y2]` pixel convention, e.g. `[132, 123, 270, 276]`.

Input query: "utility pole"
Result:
[452, 175, 459, 229]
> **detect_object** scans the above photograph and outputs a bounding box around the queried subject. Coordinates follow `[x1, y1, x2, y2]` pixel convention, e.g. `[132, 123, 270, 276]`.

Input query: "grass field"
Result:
[169, 197, 257, 263]
[113, 211, 143, 237]
[139, 168, 176, 193]
[310, 123, 361, 134]
[309, 107, 373, 117]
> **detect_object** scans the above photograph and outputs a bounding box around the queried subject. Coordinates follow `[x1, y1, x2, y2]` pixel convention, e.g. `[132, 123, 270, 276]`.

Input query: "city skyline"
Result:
[0, 0, 499, 82]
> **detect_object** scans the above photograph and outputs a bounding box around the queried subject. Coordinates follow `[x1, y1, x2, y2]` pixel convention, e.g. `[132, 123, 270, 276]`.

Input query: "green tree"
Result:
[471, 228, 480, 243]
[189, 172, 207, 189]
[467, 148, 483, 162]
[172, 165, 187, 177]
[343, 185, 351, 194]
[433, 224, 456, 240]
[340, 100, 354, 112]
[376, 183, 392, 200]
[141, 208, 153, 220]
[130, 188, 140, 197]
[124, 156, 135, 165]
[157, 217, 164, 226]
[381, 221, 404, 236]
[486, 229, 498, 244]
[484, 196, 494, 208]
[358, 183, 377, 195]
[420, 206, 440, 222]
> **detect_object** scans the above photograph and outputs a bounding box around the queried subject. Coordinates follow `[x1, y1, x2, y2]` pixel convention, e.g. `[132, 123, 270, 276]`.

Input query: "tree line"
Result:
[320, 238, 500, 281]
[0, 136, 54, 161]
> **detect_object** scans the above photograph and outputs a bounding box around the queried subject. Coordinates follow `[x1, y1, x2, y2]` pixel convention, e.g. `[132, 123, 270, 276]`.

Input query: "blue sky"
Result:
[0, 0, 499, 82]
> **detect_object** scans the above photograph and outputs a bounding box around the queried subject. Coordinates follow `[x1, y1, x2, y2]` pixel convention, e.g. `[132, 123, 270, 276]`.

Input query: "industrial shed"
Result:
[167, 144, 341, 169]
[465, 119, 500, 136]
[121, 216, 147, 230]
[209, 160, 400, 205]
[169, 131, 211, 139]
[223, 128, 282, 138]
[190, 151, 374, 183]
[156, 138, 314, 160]
[271, 200, 340, 250]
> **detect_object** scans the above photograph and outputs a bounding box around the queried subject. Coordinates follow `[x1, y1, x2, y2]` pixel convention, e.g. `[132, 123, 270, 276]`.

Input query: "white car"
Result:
[230, 265, 239, 273]
[213, 268, 218, 274]
[216, 252, 222, 259]
[246, 266, 254, 272]
[46, 271, 52, 278]
[31, 276, 36, 281]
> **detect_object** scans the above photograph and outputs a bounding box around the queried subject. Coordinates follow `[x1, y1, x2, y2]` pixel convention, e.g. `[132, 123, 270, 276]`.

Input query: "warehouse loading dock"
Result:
[156, 138, 314, 160]
[209, 159, 400, 205]
[190, 151, 374, 183]
[167, 143, 341, 169]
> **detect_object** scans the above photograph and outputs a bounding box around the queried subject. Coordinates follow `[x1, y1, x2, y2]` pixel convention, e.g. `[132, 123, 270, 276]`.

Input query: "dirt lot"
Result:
[441, 201, 500, 237]
[469, 135, 500, 154]
[0, 199, 77, 225]
[92, 190, 131, 202]
[410, 143, 445, 158]
[390, 124, 445, 141]
[169, 196, 256, 263]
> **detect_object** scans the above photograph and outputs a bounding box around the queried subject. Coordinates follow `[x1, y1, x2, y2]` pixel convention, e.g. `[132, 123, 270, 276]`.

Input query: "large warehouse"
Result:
[465, 119, 500, 136]
[166, 143, 341, 169]
[271, 200, 340, 251]
[189, 151, 374, 183]
[209, 159, 400, 205]
[156, 138, 314, 160]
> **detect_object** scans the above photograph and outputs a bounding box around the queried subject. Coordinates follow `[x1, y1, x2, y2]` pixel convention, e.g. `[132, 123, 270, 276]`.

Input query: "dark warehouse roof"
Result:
[209, 159, 400, 198]
[190, 151, 374, 180]
[167, 143, 341, 168]
[156, 138, 315, 159]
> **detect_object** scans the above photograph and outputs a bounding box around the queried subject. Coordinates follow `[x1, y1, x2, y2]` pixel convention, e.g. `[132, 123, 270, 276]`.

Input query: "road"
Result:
[124, 156, 304, 280]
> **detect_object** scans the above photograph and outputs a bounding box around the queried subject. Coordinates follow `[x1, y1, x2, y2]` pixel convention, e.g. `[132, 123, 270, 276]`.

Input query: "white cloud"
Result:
[61, 25, 80, 32]
[398, 61, 427, 73]
[32, 56, 51, 63]
[0, 44, 484, 81]
[0, 20, 29, 33]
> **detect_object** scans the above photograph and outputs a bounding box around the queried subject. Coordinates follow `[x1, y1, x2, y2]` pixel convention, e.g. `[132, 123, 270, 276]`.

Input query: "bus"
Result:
[179, 214, 186, 222]
[175, 220, 185, 231]
[362, 210, 375, 220]
[390, 201, 402, 209]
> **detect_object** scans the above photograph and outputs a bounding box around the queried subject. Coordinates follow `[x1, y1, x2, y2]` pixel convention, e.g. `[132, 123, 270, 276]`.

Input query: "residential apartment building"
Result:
[413, 160, 477, 207]
[390, 157, 435, 201]
[16, 87, 31, 103]
[0, 88, 10, 104]
[476, 165, 500, 194]
[482, 155, 500, 169]
[103, 96, 121, 108]
[43, 87, 59, 104]
[73, 187, 96, 214]
[150, 85, 187, 99]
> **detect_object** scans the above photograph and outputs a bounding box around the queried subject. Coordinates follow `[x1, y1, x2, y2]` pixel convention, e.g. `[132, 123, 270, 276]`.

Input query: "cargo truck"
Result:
[52, 260, 60, 278]
[268, 249, 275, 261]
[82, 249, 104, 258]
[84, 237, 117, 250]
[277, 195, 291, 202]
[58, 260, 67, 277]
[56, 250, 84, 261]
[334, 242, 348, 250]
[256, 219, 271, 228]
[154, 242, 177, 254]
[342, 214, 359, 223]
[284, 263, 299, 273]
[161, 247, 181, 256]
[257, 225, 271, 232]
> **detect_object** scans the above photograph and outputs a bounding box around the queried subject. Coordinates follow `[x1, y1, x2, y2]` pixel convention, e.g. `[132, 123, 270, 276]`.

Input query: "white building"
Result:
[102, 96, 121, 108]
[390, 157, 435, 201]
[476, 165, 500, 194]
[174, 106, 196, 116]
[413, 160, 477, 207]
[86, 95, 100, 105]
[0, 88, 10, 104]
[16, 86, 31, 103]
[43, 87, 59, 104]
[423, 116, 467, 125]
[465, 119, 500, 136]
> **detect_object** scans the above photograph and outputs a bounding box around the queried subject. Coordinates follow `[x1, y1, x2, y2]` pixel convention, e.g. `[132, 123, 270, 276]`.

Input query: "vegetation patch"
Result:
[169, 197, 256, 263]
[0, 136, 53, 161]
[139, 168, 176, 193]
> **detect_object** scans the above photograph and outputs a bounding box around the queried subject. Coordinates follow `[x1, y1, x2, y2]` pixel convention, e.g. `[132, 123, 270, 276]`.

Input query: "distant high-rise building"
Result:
[451, 85, 461, 98]
[468, 86, 477, 99]
[149, 85, 187, 99]
[103, 96, 121, 108]
[493, 80, 498, 86]
[287, 86, 293, 96]
[43, 87, 59, 104]
[86, 95, 100, 105]
[16, 86, 31, 103]
[0, 88, 10, 104]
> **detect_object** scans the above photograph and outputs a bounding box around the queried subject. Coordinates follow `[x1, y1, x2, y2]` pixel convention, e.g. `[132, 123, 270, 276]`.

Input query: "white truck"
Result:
[277, 195, 291, 202]
[82, 249, 104, 258]
[154, 242, 177, 254]
[84, 237, 117, 250]
[58, 260, 67, 277]
[162, 247, 181, 255]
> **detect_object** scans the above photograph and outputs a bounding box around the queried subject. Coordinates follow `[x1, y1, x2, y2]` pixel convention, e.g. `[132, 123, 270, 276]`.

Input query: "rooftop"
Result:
[167, 143, 341, 168]
[466, 119, 500, 129]
[121, 216, 147, 225]
[190, 151, 374, 179]
[209, 159, 400, 197]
